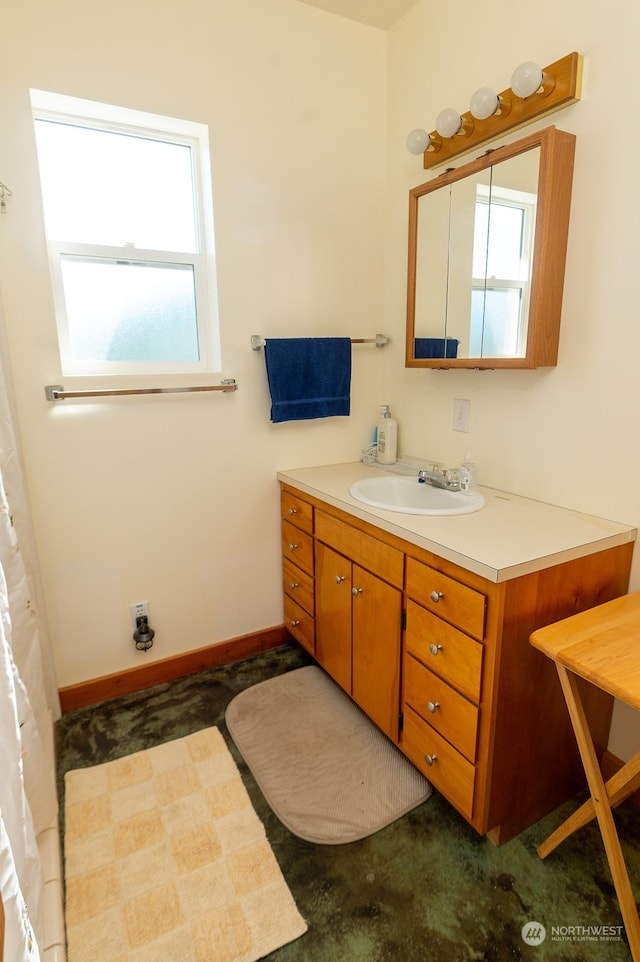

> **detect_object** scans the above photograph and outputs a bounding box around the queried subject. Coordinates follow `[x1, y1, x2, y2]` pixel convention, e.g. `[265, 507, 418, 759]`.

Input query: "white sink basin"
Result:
[349, 475, 485, 516]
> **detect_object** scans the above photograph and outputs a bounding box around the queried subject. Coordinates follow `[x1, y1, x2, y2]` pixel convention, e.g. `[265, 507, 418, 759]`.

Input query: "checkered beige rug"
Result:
[64, 727, 307, 962]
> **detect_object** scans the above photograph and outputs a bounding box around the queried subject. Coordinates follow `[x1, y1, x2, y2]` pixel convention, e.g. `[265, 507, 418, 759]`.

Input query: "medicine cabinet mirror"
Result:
[405, 126, 576, 369]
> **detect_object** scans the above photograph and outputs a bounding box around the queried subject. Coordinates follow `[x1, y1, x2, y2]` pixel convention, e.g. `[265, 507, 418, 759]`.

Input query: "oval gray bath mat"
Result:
[226, 665, 431, 844]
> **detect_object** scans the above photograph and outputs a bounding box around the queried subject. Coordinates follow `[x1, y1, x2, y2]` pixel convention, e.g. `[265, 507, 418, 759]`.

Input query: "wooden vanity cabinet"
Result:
[281, 489, 315, 656]
[314, 510, 403, 742]
[279, 482, 634, 843]
[402, 558, 485, 821]
[402, 543, 634, 843]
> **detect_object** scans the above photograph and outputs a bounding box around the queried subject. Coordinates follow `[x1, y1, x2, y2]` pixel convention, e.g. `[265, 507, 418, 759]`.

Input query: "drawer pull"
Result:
[289, 582, 299, 590]
[430, 590, 444, 603]
[288, 507, 298, 515]
[352, 587, 364, 597]
[426, 701, 440, 714]
[424, 753, 438, 766]
[429, 643, 443, 656]
[288, 543, 299, 551]
[335, 575, 346, 584]
[290, 619, 301, 627]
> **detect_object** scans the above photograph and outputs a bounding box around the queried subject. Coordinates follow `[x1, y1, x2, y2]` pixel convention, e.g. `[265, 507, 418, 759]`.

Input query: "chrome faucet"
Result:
[418, 467, 466, 492]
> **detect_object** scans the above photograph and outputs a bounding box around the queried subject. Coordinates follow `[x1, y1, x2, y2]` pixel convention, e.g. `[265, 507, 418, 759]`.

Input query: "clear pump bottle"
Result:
[463, 452, 477, 490]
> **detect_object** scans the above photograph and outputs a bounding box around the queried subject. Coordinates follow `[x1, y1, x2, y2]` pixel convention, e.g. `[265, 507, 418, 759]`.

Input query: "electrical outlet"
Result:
[453, 398, 470, 433]
[130, 600, 149, 630]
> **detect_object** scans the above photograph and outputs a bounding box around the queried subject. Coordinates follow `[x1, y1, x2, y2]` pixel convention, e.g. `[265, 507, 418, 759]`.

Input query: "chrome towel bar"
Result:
[251, 334, 388, 350]
[44, 379, 238, 401]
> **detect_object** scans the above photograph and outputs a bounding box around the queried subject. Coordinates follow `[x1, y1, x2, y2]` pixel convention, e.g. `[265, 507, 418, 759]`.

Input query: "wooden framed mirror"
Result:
[405, 126, 576, 369]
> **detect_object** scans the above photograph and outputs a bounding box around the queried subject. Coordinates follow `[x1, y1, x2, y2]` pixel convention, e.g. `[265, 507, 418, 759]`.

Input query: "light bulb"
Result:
[469, 86, 499, 120]
[436, 107, 462, 139]
[511, 61, 543, 98]
[406, 128, 431, 155]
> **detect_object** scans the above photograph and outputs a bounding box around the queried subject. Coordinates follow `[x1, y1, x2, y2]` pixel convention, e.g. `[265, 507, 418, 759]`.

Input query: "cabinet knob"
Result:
[335, 575, 346, 584]
[426, 701, 440, 714]
[288, 543, 298, 551]
[289, 582, 299, 590]
[430, 590, 444, 603]
[352, 587, 363, 597]
[429, 643, 443, 656]
[424, 753, 437, 767]
[288, 507, 298, 515]
[290, 619, 300, 627]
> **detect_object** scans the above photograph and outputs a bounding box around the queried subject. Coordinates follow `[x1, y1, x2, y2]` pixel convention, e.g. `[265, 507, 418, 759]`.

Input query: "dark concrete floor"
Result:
[55, 644, 640, 961]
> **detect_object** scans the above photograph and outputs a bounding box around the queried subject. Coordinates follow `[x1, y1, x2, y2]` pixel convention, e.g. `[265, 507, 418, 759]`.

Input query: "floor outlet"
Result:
[453, 398, 470, 433]
[130, 601, 150, 630]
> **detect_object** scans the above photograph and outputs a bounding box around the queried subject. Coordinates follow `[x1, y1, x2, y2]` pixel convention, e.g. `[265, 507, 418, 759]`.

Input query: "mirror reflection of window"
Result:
[470, 185, 536, 357]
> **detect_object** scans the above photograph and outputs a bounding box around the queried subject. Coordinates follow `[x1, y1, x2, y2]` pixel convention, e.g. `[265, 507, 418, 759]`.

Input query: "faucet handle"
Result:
[444, 468, 463, 491]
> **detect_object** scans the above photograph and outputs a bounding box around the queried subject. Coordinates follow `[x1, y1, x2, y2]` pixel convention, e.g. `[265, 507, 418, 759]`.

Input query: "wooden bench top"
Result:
[530, 591, 640, 711]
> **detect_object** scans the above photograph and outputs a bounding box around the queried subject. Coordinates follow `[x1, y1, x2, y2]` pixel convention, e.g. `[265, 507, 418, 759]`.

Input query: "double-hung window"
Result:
[31, 90, 220, 376]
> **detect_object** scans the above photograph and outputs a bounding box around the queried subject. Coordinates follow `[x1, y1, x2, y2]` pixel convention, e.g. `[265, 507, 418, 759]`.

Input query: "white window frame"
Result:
[30, 89, 221, 377]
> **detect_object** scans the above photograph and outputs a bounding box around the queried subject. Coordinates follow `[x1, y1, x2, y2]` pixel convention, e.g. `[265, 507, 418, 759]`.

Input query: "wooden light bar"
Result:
[421, 52, 582, 170]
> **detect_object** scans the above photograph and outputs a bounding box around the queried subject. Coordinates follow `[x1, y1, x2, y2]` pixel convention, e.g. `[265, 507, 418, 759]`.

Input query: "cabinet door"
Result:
[352, 565, 402, 741]
[315, 541, 352, 693]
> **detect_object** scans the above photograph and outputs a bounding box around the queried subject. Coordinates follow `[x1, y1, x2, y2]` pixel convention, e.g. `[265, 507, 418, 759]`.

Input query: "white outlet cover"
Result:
[130, 601, 149, 630]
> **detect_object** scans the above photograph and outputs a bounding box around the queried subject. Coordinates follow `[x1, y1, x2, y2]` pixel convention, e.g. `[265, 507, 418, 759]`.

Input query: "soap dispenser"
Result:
[377, 405, 398, 464]
[463, 452, 477, 490]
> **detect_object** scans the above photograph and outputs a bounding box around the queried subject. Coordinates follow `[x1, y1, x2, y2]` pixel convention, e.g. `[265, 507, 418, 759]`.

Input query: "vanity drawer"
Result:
[283, 557, 314, 615]
[281, 489, 313, 534]
[282, 520, 314, 576]
[406, 557, 486, 640]
[402, 705, 475, 821]
[284, 595, 315, 655]
[404, 655, 479, 763]
[406, 600, 483, 702]
[315, 511, 403, 588]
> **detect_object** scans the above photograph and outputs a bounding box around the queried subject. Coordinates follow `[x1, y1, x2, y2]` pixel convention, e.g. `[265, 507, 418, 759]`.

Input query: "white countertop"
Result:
[277, 462, 637, 583]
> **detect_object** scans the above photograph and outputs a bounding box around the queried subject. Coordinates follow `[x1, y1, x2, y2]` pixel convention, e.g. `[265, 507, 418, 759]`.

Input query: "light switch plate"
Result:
[453, 398, 470, 433]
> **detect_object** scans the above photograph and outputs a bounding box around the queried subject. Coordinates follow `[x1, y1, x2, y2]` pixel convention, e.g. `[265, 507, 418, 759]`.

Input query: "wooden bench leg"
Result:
[538, 752, 640, 859]
[555, 664, 640, 962]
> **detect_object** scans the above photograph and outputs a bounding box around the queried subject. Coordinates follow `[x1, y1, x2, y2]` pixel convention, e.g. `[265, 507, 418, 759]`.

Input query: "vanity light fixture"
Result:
[469, 86, 502, 121]
[435, 107, 463, 138]
[407, 51, 582, 170]
[406, 127, 431, 155]
[510, 61, 544, 99]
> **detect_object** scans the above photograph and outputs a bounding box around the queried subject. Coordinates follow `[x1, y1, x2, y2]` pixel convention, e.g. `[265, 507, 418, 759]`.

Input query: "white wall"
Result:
[1, 0, 638, 759]
[386, 0, 640, 758]
[0, 0, 388, 686]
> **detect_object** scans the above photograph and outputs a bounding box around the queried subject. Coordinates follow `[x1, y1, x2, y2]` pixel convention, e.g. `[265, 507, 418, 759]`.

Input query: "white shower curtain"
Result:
[0, 305, 61, 960]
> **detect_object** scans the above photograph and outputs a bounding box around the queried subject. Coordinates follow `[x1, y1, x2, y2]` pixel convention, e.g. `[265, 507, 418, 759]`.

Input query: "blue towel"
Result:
[264, 337, 352, 423]
[414, 337, 459, 359]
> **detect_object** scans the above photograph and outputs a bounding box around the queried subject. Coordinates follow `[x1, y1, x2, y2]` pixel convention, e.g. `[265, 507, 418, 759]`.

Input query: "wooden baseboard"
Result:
[58, 625, 290, 713]
[601, 750, 640, 808]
